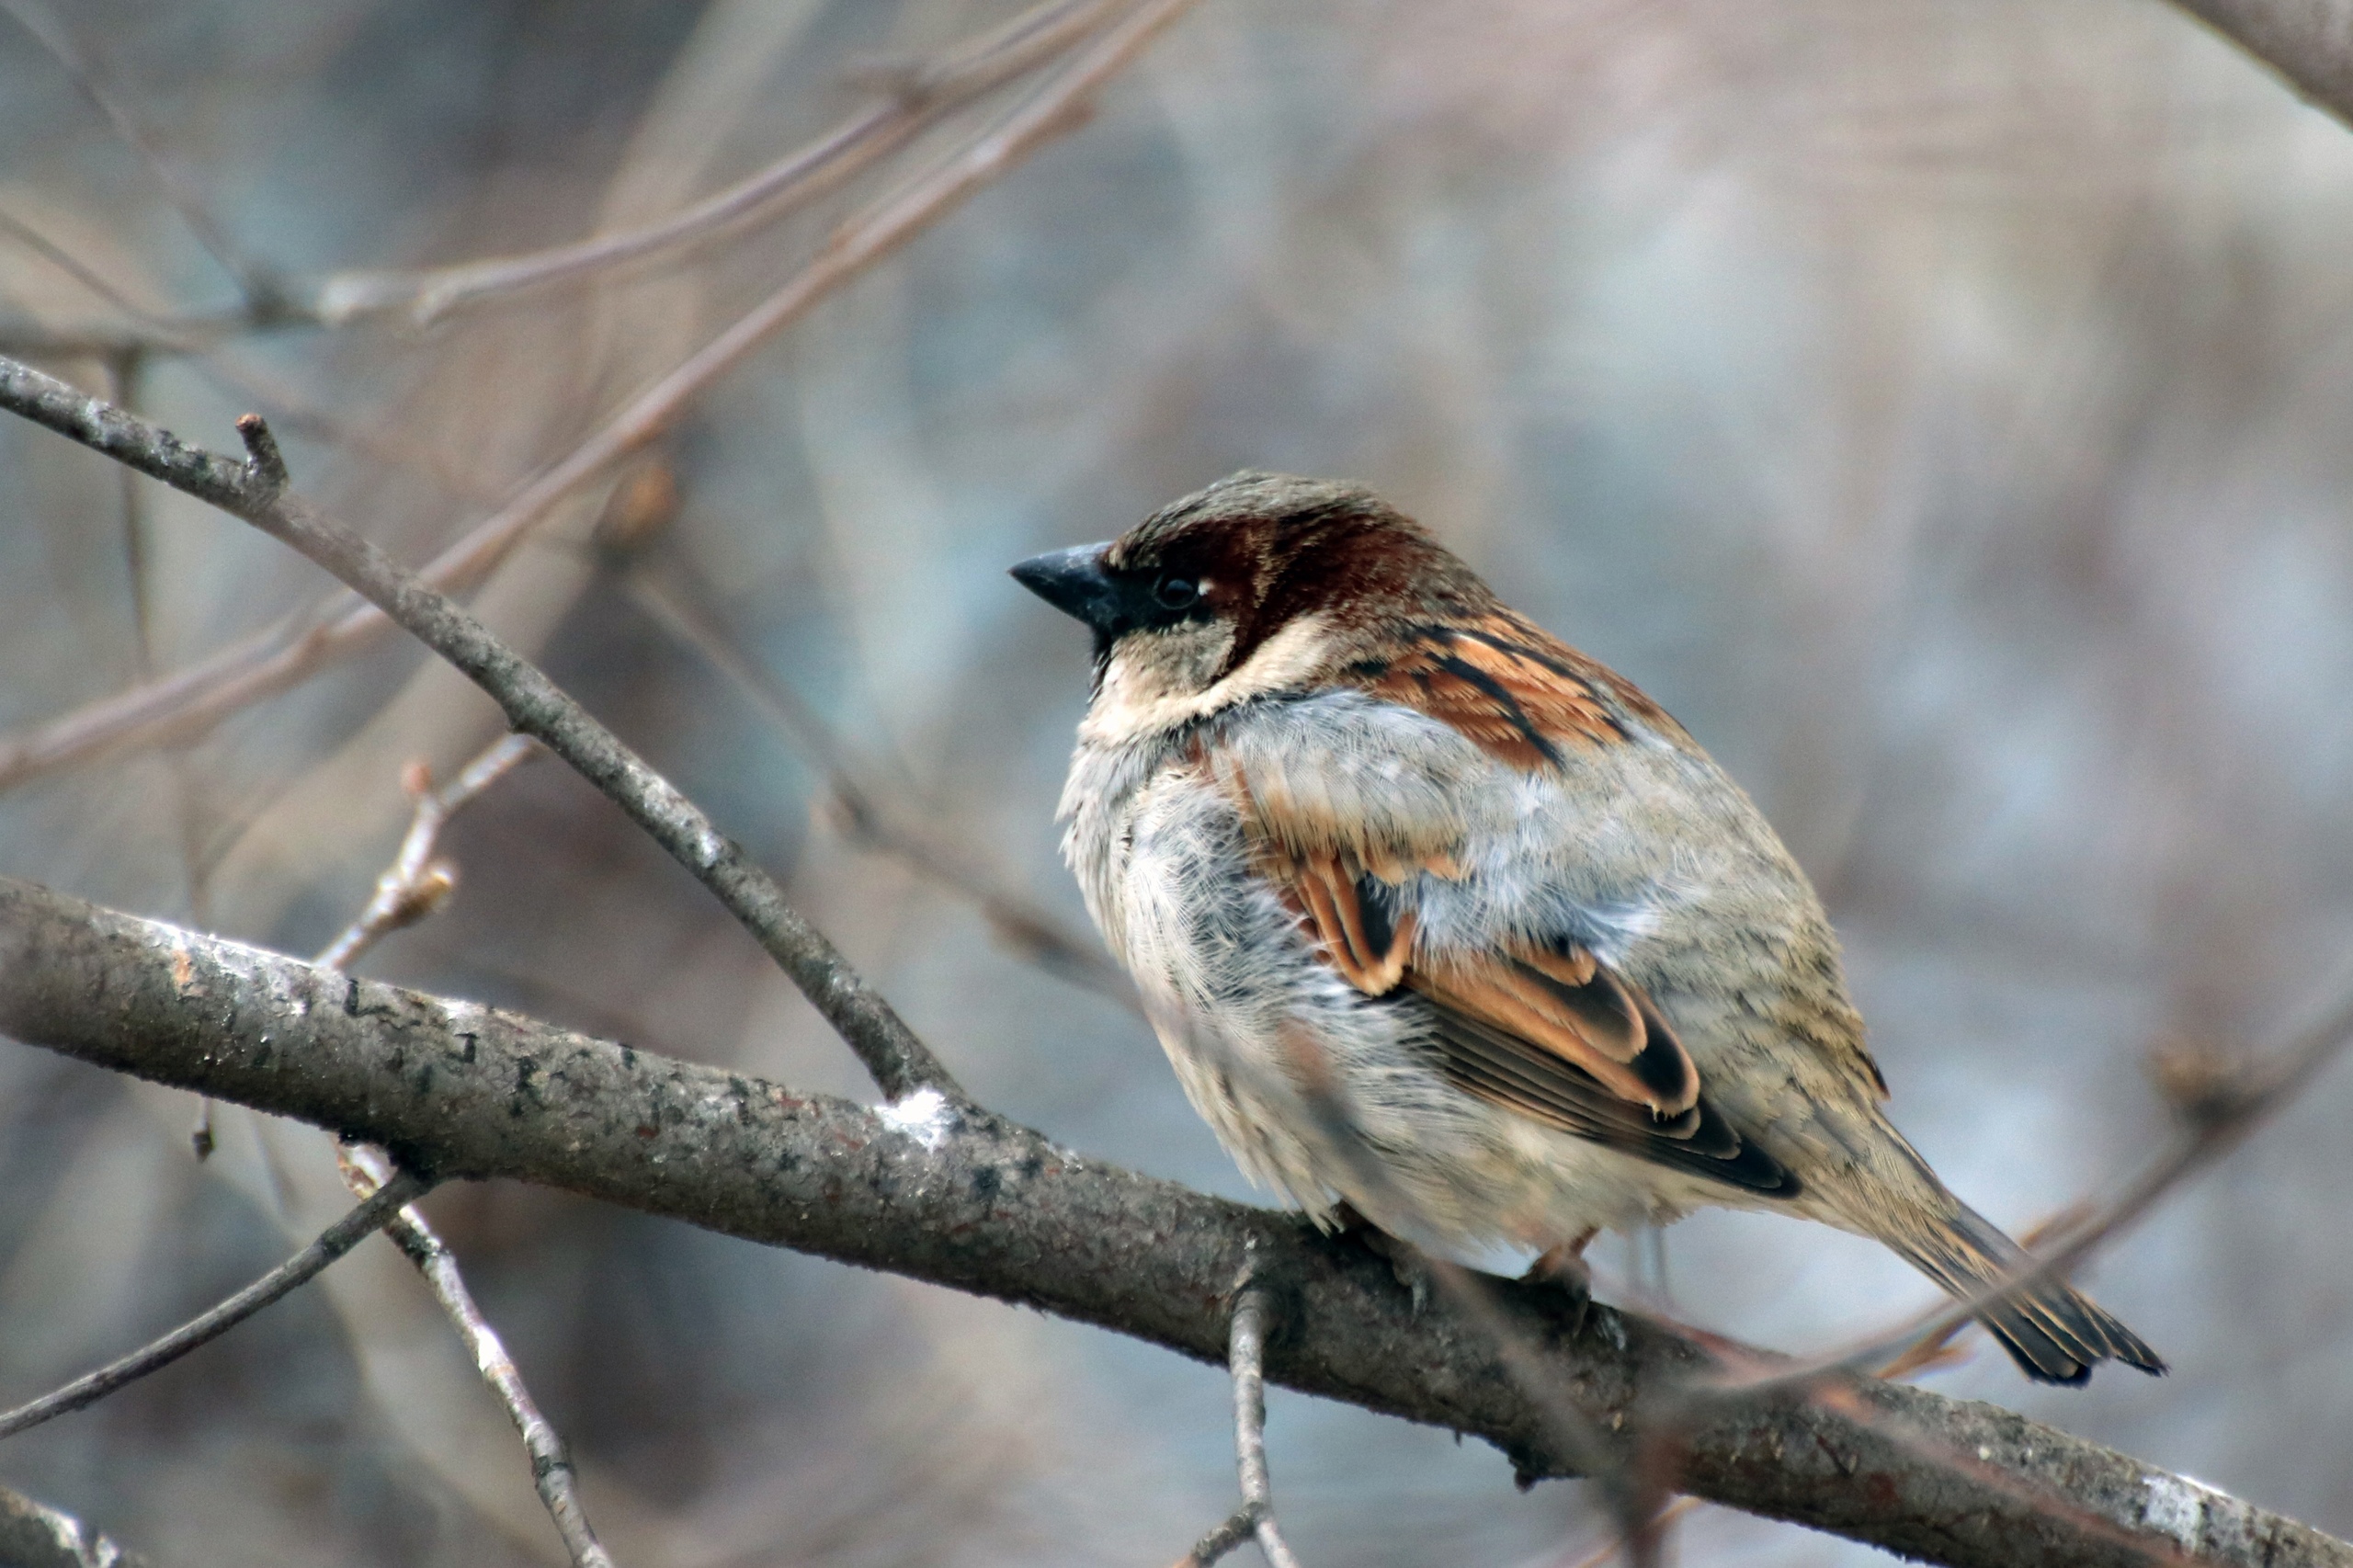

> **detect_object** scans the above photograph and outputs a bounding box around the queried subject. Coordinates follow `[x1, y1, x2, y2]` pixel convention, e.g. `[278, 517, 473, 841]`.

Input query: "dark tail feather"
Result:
[1894, 1202, 2166, 1386]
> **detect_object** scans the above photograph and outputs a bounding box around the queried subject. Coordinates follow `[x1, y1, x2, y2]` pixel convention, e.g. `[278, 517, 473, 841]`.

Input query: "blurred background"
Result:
[4, 0, 2353, 1562]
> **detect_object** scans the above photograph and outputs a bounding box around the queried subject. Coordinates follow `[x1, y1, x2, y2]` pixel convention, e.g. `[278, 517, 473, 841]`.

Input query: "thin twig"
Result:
[0, 358, 958, 1097]
[298, 730, 610, 1568]
[340, 1143, 615, 1568]
[97, 347, 221, 1161]
[1174, 1510, 1257, 1568]
[313, 733, 540, 971]
[0, 0, 1202, 796]
[1538, 1497, 1701, 1568]
[0, 0, 285, 313]
[1232, 1283, 1305, 1568]
[1176, 1274, 1305, 1568]
[316, 0, 1125, 324]
[0, 1170, 429, 1441]
[0, 209, 299, 358]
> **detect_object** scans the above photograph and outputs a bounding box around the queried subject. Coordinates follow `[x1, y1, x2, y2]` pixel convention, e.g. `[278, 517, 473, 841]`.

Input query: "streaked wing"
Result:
[1425, 985, 1798, 1196]
[1349, 612, 1682, 768]
[1224, 786, 1801, 1200]
[1218, 616, 1800, 1199]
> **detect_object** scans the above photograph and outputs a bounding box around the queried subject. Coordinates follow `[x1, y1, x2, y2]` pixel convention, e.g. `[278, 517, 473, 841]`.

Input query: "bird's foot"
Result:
[1327, 1202, 1437, 1315]
[1520, 1230, 1597, 1333]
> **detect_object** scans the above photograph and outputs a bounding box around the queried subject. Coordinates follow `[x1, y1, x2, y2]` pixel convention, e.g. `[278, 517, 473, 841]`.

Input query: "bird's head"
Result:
[1010, 472, 1492, 742]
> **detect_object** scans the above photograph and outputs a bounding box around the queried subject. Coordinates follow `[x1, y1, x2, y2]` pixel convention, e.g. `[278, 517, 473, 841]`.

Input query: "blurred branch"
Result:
[1551, 1496, 1702, 1568]
[0, 208, 309, 358]
[5, 879, 2349, 1568]
[0, 0, 284, 314]
[2164, 0, 2353, 129]
[0, 358, 958, 1099]
[0, 1483, 149, 1568]
[1661, 987, 2353, 1415]
[1174, 1277, 1304, 1568]
[618, 559, 1135, 1006]
[316, 0, 1127, 324]
[0, 0, 1201, 795]
[0, 1168, 430, 1442]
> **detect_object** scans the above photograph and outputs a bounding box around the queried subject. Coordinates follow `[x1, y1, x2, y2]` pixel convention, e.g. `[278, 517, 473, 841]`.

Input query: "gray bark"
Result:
[0, 874, 2341, 1568]
[2167, 0, 2353, 126]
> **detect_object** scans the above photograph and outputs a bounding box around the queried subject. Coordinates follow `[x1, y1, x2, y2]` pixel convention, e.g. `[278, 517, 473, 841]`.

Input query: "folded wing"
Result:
[1215, 619, 1802, 1198]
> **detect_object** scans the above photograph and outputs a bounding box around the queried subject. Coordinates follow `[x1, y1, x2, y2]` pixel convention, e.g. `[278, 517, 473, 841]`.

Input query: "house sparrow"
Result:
[1013, 472, 2163, 1385]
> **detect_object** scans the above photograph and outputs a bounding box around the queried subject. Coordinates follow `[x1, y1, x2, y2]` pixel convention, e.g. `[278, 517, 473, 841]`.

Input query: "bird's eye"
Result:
[1153, 575, 1200, 610]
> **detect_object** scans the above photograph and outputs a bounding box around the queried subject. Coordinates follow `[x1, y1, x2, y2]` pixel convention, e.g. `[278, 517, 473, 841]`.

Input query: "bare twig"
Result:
[1176, 1274, 1305, 1568]
[299, 729, 609, 1568]
[313, 734, 539, 971]
[0, 1170, 429, 1442]
[0, 209, 303, 358]
[338, 1143, 614, 1568]
[316, 0, 1125, 324]
[1540, 1497, 1702, 1568]
[0, 357, 958, 1097]
[7, 880, 2347, 1568]
[1175, 1510, 1257, 1568]
[0, 0, 1201, 795]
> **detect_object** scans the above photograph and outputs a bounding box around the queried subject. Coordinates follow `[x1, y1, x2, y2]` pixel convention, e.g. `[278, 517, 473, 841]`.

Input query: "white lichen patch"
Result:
[878, 1086, 953, 1151]
[134, 913, 280, 1001]
[2140, 1470, 2227, 1548]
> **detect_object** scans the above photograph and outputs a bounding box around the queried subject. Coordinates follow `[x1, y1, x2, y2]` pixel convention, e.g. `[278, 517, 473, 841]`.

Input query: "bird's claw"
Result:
[1327, 1203, 1436, 1314]
[1521, 1236, 1595, 1335]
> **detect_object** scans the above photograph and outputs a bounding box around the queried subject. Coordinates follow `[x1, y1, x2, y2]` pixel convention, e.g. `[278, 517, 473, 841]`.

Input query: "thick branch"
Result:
[0, 356, 951, 1102]
[2165, 0, 2353, 127]
[0, 877, 2341, 1568]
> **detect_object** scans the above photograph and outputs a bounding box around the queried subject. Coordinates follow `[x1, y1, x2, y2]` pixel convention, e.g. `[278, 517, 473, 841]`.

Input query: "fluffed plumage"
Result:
[1014, 472, 2162, 1385]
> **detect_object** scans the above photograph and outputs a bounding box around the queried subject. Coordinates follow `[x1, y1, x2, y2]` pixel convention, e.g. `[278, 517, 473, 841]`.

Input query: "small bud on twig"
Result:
[2148, 1036, 2252, 1130]
[234, 413, 290, 494]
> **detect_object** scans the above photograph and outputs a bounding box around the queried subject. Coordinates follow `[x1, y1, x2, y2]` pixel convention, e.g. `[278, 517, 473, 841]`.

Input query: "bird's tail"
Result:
[1889, 1199, 2165, 1386]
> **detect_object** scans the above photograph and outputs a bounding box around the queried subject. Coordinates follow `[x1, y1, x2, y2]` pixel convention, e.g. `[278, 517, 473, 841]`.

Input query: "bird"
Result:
[1011, 471, 2164, 1385]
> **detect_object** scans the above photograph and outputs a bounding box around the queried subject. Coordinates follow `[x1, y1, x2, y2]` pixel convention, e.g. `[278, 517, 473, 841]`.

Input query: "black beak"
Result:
[1009, 542, 1120, 631]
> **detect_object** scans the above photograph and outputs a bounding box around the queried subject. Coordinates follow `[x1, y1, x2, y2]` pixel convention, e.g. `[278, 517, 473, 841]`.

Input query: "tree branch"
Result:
[0, 355, 954, 1101]
[0, 0, 1199, 794]
[1, 876, 2342, 1568]
[2164, 0, 2353, 129]
[313, 0, 1132, 324]
[0, 1166, 430, 1442]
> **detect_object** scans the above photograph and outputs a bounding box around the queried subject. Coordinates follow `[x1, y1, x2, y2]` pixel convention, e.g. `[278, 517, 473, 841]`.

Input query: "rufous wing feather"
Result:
[1214, 614, 1796, 1199]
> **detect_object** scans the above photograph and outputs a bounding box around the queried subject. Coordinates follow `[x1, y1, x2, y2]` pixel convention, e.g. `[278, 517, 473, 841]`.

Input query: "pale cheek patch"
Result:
[1081, 613, 1336, 746]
